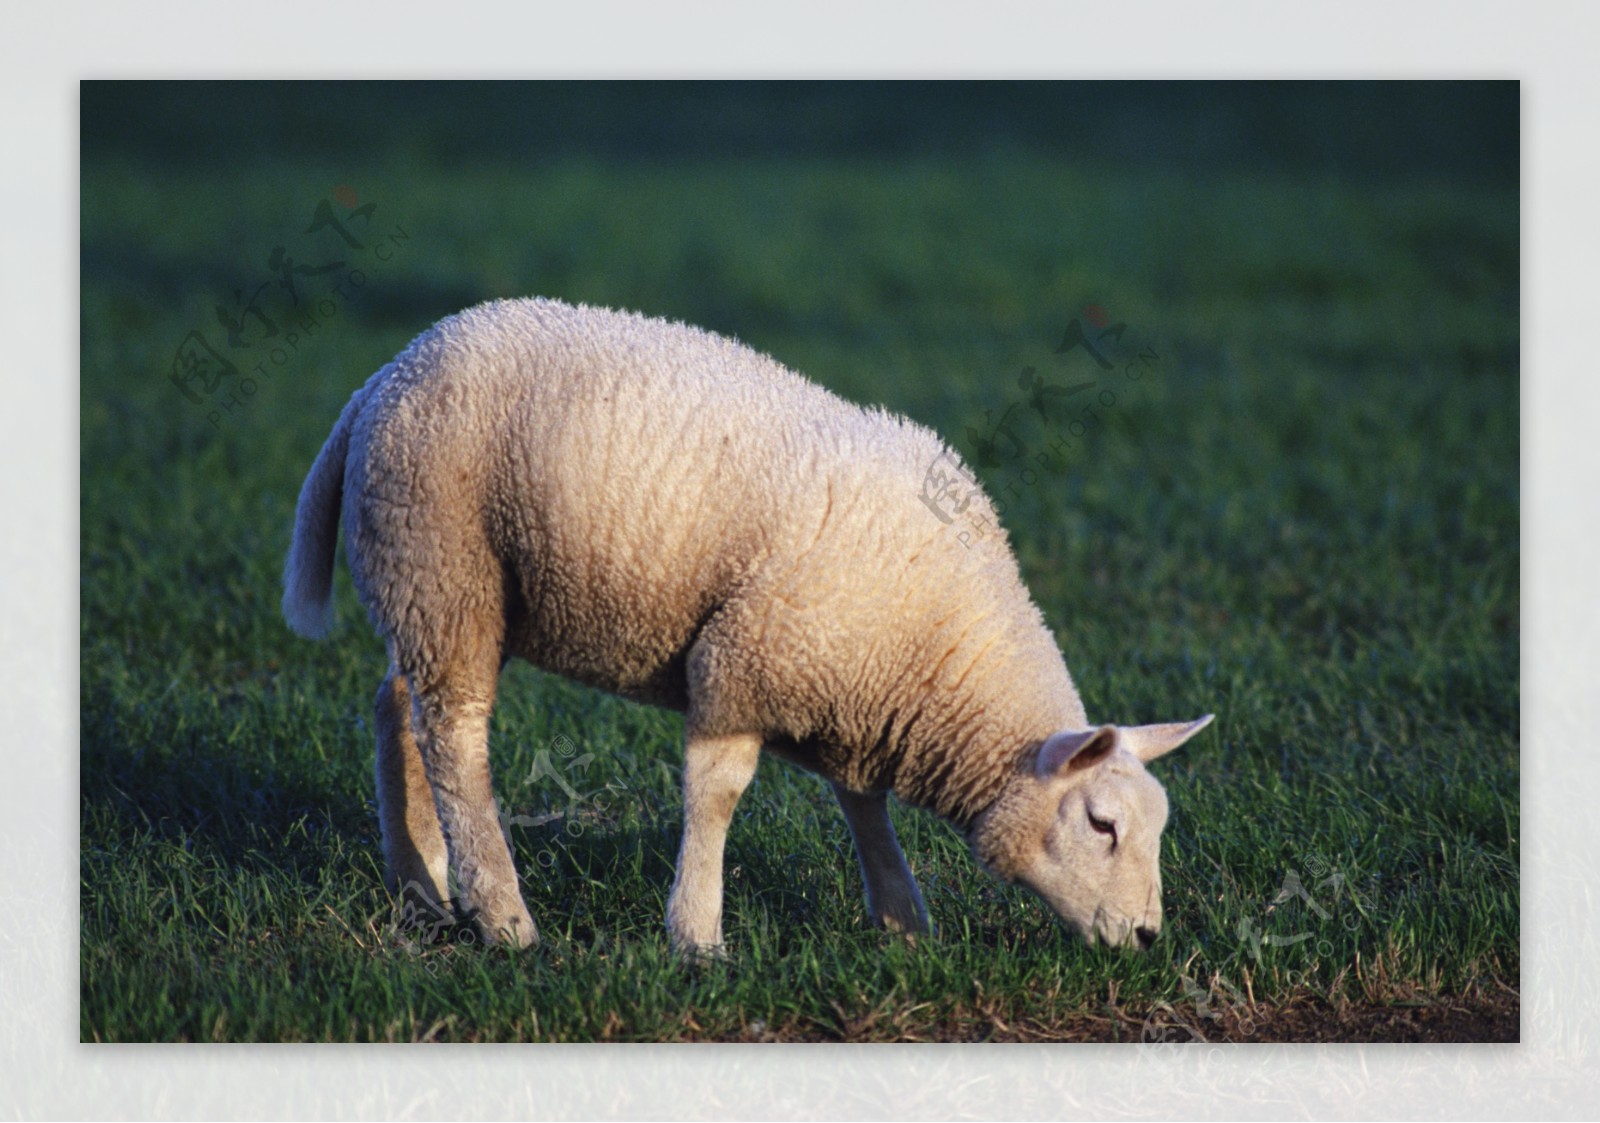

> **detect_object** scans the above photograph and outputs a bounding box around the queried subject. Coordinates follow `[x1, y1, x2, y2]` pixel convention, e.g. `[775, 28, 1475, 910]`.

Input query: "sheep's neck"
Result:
[889, 623, 1083, 830]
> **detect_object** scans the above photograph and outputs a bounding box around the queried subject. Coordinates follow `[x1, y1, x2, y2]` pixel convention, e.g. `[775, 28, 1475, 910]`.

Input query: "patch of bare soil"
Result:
[1126, 991, 1519, 1044]
[716, 991, 1519, 1043]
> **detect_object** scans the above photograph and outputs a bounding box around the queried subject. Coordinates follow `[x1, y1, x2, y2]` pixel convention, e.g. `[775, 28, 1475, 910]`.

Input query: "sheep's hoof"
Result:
[870, 899, 932, 940]
[486, 914, 539, 949]
[464, 900, 539, 949]
[671, 937, 731, 966]
[876, 913, 932, 938]
[881, 923, 933, 947]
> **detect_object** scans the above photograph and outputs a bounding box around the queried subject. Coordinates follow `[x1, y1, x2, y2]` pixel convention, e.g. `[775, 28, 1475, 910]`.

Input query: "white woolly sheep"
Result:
[283, 296, 1213, 956]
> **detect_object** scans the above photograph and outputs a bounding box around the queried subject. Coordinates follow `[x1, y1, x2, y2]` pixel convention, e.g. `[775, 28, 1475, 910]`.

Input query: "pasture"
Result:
[79, 82, 1518, 1042]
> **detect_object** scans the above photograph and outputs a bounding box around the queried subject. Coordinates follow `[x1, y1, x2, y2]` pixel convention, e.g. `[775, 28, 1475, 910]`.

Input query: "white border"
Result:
[14, 1, 1595, 1117]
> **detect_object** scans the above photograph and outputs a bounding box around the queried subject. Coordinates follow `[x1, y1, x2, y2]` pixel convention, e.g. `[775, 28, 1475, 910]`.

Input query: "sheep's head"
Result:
[970, 715, 1212, 949]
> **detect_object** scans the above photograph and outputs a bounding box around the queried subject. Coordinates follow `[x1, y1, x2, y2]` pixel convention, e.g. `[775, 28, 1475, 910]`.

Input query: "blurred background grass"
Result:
[80, 81, 1518, 1041]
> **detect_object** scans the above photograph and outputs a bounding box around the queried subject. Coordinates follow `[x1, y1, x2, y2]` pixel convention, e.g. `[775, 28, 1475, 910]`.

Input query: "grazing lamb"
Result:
[282, 296, 1213, 956]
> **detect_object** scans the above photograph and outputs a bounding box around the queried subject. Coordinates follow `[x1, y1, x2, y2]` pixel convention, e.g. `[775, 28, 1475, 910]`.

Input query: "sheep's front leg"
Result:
[667, 731, 762, 957]
[832, 785, 930, 936]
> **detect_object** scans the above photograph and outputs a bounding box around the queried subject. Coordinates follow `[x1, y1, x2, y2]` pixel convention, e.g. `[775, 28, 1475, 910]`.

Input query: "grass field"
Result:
[80, 84, 1519, 1042]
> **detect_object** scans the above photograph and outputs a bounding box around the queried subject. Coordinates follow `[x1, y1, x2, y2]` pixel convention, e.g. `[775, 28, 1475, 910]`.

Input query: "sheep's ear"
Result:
[1120, 714, 1215, 763]
[1036, 726, 1120, 778]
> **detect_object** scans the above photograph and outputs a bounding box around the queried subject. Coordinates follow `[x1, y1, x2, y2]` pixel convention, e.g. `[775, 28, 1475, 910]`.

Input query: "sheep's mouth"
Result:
[1088, 908, 1154, 950]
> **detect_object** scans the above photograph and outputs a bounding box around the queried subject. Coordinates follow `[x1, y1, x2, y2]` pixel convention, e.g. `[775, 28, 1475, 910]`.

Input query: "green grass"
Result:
[80, 148, 1518, 1041]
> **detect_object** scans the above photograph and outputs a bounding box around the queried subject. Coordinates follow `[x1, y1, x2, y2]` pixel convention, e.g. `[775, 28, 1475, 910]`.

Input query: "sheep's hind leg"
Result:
[832, 785, 930, 936]
[666, 731, 762, 958]
[406, 652, 537, 949]
[375, 667, 451, 920]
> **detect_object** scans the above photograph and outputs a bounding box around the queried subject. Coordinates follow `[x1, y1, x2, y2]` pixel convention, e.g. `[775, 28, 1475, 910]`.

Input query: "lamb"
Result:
[282, 296, 1214, 956]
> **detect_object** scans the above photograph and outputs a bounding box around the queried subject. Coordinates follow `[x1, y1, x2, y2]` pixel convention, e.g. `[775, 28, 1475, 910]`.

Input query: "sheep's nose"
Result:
[1135, 926, 1158, 949]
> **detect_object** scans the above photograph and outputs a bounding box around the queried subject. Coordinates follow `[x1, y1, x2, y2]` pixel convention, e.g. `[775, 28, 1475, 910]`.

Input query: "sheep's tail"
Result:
[282, 386, 366, 639]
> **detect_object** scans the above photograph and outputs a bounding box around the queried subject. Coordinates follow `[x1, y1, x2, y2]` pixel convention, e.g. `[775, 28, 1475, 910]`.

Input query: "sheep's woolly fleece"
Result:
[286, 296, 1087, 827]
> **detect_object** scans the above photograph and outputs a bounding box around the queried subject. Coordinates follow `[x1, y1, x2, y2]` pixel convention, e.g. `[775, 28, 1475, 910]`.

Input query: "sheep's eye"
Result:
[1088, 811, 1118, 849]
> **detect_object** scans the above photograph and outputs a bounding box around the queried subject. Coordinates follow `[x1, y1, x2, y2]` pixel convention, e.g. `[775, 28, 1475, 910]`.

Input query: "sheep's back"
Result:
[348, 298, 1044, 754]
